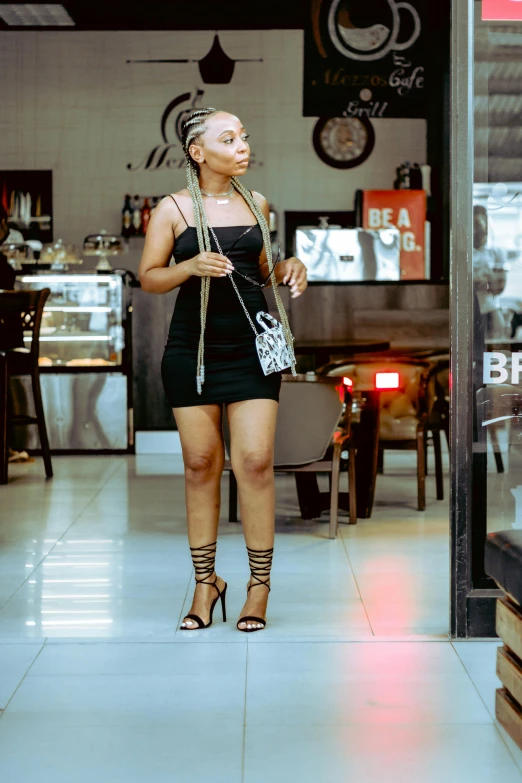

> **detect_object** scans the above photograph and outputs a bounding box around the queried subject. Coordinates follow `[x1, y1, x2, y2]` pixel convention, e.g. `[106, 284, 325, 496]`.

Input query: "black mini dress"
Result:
[161, 210, 282, 408]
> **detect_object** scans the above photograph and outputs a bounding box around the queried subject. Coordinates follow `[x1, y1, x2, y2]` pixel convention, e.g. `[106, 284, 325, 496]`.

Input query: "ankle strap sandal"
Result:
[237, 545, 274, 632]
[180, 541, 227, 631]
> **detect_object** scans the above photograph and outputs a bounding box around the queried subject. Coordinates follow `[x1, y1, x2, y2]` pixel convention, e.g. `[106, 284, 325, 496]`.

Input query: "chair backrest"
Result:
[327, 358, 436, 434]
[223, 375, 347, 467]
[273, 376, 346, 466]
[0, 288, 50, 357]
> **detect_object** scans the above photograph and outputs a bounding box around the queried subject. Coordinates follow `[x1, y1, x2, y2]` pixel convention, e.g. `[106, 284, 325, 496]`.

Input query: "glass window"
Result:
[472, 8, 522, 549]
[451, 0, 522, 635]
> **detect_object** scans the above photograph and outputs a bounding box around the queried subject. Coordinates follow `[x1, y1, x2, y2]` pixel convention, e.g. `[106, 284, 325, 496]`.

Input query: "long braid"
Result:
[181, 108, 296, 393]
[182, 108, 218, 393]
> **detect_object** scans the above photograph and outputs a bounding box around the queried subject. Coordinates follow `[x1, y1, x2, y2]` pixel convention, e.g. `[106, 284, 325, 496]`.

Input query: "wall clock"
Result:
[312, 116, 375, 169]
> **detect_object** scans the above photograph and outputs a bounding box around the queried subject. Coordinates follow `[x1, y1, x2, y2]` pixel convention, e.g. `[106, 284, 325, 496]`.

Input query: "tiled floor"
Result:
[0, 453, 520, 781]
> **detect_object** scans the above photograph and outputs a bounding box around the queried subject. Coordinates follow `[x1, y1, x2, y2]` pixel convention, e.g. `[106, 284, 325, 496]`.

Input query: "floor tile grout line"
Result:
[449, 640, 522, 773]
[241, 642, 249, 783]
[339, 527, 377, 637]
[0, 461, 125, 609]
[37, 459, 125, 551]
[0, 639, 47, 720]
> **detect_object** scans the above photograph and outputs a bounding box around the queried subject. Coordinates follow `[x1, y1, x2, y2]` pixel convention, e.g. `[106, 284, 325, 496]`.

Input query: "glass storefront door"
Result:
[452, 0, 522, 637]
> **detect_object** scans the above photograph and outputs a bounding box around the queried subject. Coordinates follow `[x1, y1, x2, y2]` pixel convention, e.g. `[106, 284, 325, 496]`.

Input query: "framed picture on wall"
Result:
[0, 170, 53, 244]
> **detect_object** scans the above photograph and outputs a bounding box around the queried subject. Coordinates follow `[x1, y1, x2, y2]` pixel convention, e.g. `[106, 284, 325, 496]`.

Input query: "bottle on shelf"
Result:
[132, 195, 142, 235]
[122, 194, 133, 238]
[141, 197, 151, 234]
[402, 161, 411, 189]
[394, 162, 412, 190]
[410, 163, 423, 190]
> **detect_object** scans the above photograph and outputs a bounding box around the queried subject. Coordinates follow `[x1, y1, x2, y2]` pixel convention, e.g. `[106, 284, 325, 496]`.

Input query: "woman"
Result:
[138, 108, 308, 632]
[473, 204, 508, 340]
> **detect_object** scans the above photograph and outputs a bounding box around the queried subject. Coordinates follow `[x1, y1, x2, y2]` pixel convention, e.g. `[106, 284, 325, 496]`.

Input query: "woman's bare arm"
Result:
[253, 192, 308, 298]
[138, 197, 192, 294]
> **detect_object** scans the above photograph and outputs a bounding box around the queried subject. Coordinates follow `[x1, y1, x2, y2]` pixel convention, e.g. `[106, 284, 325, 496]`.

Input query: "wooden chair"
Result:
[325, 358, 445, 511]
[224, 374, 355, 538]
[0, 288, 53, 484]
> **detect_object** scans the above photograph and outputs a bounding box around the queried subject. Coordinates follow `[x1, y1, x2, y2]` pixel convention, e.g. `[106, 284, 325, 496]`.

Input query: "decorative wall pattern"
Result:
[0, 30, 426, 244]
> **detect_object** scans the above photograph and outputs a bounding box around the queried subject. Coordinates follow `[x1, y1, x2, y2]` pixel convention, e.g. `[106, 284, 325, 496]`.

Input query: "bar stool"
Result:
[0, 288, 53, 484]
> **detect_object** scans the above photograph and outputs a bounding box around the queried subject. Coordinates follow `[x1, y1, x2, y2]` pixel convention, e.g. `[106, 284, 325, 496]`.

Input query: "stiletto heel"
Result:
[237, 546, 273, 633]
[180, 541, 227, 631]
[220, 584, 228, 622]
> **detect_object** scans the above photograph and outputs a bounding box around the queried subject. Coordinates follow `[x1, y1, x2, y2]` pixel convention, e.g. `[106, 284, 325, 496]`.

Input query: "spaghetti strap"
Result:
[169, 195, 189, 227]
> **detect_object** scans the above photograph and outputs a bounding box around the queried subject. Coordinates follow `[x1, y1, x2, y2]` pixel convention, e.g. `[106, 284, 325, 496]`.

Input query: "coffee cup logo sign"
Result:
[127, 89, 263, 172]
[304, 0, 427, 118]
[327, 0, 421, 62]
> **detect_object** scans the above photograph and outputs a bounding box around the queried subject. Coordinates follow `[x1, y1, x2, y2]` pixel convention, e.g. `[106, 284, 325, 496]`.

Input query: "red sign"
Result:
[482, 0, 522, 20]
[362, 190, 427, 280]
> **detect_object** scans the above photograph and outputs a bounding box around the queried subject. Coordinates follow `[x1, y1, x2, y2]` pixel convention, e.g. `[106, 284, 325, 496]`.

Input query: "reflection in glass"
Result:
[294, 227, 401, 282]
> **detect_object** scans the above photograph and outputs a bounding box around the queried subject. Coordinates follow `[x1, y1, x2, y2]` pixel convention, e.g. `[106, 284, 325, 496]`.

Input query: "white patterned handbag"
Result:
[254, 312, 294, 375]
[208, 224, 295, 376]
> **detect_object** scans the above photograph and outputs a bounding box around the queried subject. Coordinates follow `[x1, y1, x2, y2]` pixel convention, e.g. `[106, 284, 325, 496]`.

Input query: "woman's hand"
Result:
[282, 258, 308, 298]
[187, 252, 234, 278]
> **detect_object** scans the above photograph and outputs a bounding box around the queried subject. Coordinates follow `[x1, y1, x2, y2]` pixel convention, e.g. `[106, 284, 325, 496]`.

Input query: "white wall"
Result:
[1, 30, 426, 244]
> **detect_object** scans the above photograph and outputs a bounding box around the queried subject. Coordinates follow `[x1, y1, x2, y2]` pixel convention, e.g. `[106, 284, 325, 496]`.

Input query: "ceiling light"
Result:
[0, 4, 75, 26]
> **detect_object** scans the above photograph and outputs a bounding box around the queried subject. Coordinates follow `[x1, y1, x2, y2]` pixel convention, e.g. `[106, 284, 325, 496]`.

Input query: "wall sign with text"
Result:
[361, 189, 427, 278]
[484, 353, 522, 384]
[482, 0, 522, 21]
[127, 87, 263, 173]
[304, 0, 427, 119]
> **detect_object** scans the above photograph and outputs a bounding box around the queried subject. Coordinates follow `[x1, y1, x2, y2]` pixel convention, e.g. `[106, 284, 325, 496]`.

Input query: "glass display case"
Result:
[17, 274, 124, 367]
[13, 273, 132, 452]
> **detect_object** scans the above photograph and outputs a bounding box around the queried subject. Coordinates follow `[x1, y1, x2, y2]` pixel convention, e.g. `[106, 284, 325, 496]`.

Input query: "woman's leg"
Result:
[227, 398, 279, 629]
[174, 404, 226, 627]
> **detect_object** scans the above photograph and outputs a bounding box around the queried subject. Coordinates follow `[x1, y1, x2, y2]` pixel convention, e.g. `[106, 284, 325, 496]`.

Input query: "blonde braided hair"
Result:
[181, 108, 296, 394]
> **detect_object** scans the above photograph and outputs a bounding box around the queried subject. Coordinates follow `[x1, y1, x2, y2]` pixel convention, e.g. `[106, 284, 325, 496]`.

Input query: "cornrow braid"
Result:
[180, 107, 296, 394]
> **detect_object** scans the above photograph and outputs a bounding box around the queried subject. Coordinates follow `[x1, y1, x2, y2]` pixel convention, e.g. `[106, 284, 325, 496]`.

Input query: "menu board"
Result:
[361, 189, 427, 279]
[303, 0, 427, 119]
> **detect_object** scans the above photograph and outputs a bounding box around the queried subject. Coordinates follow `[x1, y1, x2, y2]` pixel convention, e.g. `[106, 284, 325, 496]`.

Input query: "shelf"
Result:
[24, 335, 112, 343]
[19, 275, 117, 284]
[44, 306, 113, 313]
[38, 365, 123, 374]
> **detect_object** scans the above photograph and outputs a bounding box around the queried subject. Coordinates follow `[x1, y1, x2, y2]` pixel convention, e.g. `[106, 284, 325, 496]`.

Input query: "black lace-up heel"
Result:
[180, 541, 227, 630]
[237, 546, 274, 632]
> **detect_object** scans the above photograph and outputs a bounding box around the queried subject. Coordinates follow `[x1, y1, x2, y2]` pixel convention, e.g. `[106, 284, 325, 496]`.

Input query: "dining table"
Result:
[288, 338, 390, 519]
[291, 339, 392, 521]
[293, 381, 381, 521]
[294, 339, 390, 370]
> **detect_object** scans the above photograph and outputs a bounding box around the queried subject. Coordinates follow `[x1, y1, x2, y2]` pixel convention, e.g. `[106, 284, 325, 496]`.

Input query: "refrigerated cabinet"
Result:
[14, 273, 133, 451]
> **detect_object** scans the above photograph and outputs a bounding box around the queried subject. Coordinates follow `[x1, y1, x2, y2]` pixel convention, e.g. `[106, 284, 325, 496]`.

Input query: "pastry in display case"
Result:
[83, 230, 126, 272]
[40, 239, 82, 271]
[14, 273, 132, 451]
[18, 274, 124, 367]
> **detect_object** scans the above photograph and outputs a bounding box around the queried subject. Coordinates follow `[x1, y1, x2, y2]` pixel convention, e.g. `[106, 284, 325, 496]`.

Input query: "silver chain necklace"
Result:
[200, 184, 234, 205]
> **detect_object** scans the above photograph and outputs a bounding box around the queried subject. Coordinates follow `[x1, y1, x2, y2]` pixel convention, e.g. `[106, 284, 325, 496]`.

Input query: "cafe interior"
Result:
[4, 1, 522, 778]
[0, 2, 451, 630]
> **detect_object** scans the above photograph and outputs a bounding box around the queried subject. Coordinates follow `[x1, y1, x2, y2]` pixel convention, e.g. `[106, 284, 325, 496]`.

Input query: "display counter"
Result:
[13, 272, 133, 451]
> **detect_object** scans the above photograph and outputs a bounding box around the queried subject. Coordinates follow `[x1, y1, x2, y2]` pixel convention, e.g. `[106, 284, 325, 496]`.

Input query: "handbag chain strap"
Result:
[207, 223, 260, 337]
